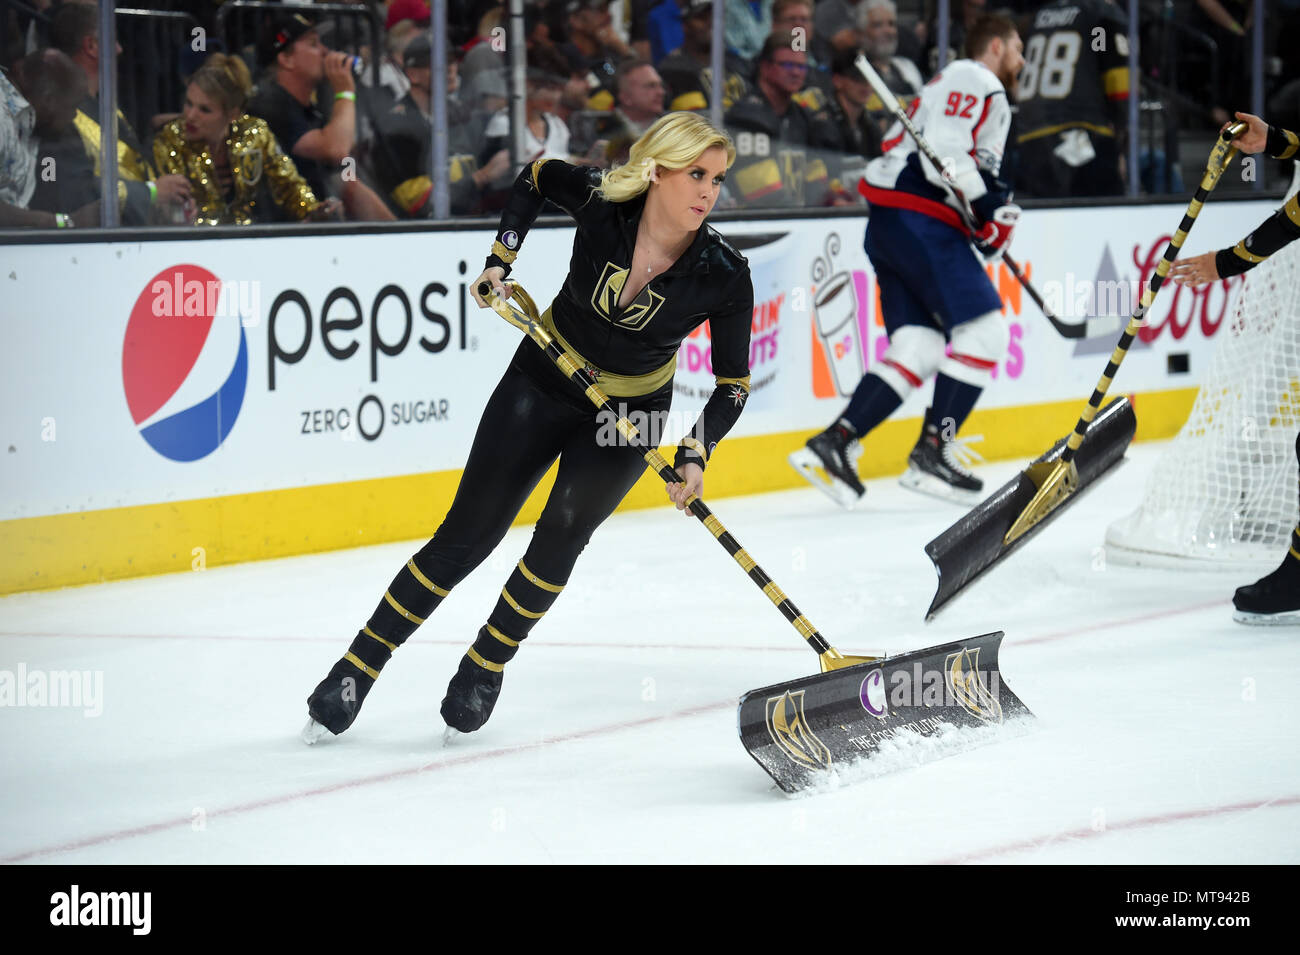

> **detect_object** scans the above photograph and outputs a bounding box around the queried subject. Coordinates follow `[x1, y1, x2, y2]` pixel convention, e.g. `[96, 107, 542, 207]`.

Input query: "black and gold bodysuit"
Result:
[316, 159, 755, 713]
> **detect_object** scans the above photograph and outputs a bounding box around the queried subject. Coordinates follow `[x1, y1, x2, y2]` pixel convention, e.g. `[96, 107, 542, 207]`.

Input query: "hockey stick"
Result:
[853, 53, 1121, 341]
[478, 280, 877, 673]
[1001, 122, 1247, 544]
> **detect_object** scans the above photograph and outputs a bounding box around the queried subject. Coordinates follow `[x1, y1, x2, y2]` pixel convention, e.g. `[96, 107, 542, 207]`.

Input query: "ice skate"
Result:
[440, 652, 505, 733]
[789, 420, 865, 509]
[301, 718, 332, 745]
[1232, 555, 1300, 625]
[305, 656, 377, 740]
[900, 422, 985, 504]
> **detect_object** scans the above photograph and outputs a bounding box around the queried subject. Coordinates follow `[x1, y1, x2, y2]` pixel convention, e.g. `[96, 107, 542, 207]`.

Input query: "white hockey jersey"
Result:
[861, 59, 1013, 232]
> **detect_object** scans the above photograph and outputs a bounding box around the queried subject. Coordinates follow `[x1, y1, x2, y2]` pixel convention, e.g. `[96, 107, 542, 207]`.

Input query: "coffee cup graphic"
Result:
[812, 269, 862, 396]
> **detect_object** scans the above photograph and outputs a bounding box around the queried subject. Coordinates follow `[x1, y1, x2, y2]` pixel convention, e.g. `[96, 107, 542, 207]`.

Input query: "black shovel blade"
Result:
[924, 396, 1137, 620]
[738, 631, 1032, 793]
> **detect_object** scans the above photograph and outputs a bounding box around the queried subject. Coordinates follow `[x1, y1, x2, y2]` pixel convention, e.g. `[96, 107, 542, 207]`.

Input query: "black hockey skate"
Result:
[900, 420, 984, 504]
[303, 657, 378, 742]
[788, 419, 866, 509]
[1232, 555, 1300, 625]
[441, 652, 504, 733]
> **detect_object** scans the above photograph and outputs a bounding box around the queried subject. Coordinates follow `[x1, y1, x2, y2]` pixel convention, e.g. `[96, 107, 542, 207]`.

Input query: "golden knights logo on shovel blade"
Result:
[945, 646, 1004, 724]
[765, 690, 833, 770]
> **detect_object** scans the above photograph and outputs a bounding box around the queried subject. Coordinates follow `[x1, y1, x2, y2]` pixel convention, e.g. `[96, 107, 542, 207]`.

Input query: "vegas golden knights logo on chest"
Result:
[590, 261, 666, 332]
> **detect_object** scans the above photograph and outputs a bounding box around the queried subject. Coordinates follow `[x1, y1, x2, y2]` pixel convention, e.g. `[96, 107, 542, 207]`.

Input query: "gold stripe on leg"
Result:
[467, 647, 505, 672]
[406, 559, 450, 596]
[363, 626, 397, 652]
[485, 623, 520, 648]
[518, 560, 564, 593]
[344, 652, 380, 680]
[384, 591, 426, 624]
[502, 589, 544, 619]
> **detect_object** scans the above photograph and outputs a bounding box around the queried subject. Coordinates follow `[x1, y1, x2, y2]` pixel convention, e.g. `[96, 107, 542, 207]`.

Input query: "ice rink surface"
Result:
[2, 442, 1298, 864]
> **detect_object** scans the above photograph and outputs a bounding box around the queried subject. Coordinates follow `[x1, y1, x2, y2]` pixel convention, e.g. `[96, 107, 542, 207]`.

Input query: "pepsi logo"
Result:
[122, 265, 249, 462]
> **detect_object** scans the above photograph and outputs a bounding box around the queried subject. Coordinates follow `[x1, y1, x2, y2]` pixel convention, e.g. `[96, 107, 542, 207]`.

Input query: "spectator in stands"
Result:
[822, 45, 883, 161]
[1193, 1, 1253, 128]
[45, 1, 190, 224]
[858, 0, 922, 136]
[524, 4, 593, 122]
[366, 17, 420, 111]
[775, 0, 834, 101]
[458, 0, 505, 103]
[658, 0, 749, 111]
[919, 0, 986, 75]
[571, 57, 667, 165]
[645, 0, 686, 64]
[623, 0, 657, 60]
[723, 0, 773, 61]
[248, 10, 394, 221]
[386, 0, 431, 31]
[773, 0, 814, 60]
[153, 53, 339, 225]
[374, 34, 510, 217]
[481, 67, 574, 165]
[560, 0, 634, 109]
[1, 49, 100, 227]
[812, 0, 864, 65]
[779, 1, 839, 113]
[1015, 0, 1129, 198]
[725, 30, 840, 205]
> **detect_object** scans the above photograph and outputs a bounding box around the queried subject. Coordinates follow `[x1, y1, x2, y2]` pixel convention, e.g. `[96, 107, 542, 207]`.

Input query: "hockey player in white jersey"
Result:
[791, 14, 1024, 507]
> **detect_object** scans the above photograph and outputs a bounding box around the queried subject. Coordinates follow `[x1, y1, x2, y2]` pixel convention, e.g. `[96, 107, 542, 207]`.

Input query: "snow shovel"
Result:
[922, 123, 1248, 619]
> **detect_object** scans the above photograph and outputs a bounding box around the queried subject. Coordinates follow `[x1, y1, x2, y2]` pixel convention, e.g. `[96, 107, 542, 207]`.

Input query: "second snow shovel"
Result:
[923, 123, 1248, 619]
[479, 280, 1034, 791]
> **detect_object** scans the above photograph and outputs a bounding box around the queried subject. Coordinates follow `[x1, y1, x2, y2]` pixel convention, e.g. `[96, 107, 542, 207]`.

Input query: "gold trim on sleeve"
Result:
[491, 240, 518, 264]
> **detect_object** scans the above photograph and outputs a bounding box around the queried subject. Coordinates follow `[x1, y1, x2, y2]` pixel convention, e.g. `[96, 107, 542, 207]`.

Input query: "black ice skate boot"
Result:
[1232, 539, 1300, 625]
[304, 557, 452, 743]
[441, 626, 520, 733]
[899, 416, 984, 504]
[788, 418, 866, 508]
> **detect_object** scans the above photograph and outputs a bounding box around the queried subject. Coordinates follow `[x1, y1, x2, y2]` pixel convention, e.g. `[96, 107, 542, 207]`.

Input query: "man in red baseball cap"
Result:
[386, 0, 431, 30]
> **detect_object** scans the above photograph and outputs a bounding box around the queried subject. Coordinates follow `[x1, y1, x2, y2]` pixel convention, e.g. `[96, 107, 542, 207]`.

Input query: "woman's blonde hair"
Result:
[189, 53, 253, 115]
[598, 112, 736, 204]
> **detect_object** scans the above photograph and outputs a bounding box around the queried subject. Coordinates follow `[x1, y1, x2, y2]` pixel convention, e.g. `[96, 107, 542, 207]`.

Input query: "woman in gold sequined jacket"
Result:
[152, 54, 339, 225]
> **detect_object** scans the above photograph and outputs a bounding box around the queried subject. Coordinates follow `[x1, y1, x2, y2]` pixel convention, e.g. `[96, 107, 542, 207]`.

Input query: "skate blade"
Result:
[788, 449, 862, 510]
[898, 467, 982, 505]
[301, 718, 332, 745]
[442, 726, 462, 746]
[1232, 608, 1300, 626]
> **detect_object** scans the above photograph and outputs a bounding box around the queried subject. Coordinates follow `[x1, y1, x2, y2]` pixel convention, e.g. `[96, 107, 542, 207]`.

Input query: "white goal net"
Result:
[1105, 176, 1300, 568]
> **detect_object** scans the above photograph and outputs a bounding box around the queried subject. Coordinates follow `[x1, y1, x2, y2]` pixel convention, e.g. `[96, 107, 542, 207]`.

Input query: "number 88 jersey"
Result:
[863, 58, 1012, 225]
[1016, 0, 1130, 142]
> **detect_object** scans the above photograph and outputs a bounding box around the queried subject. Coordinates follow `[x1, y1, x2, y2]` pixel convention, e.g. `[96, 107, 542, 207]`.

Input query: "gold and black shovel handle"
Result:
[1003, 122, 1247, 545]
[477, 280, 875, 673]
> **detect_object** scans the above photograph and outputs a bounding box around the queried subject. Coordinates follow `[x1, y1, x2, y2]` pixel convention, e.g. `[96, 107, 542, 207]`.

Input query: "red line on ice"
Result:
[0, 597, 1232, 654]
[1011, 598, 1230, 648]
[928, 793, 1300, 864]
[0, 699, 734, 863]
